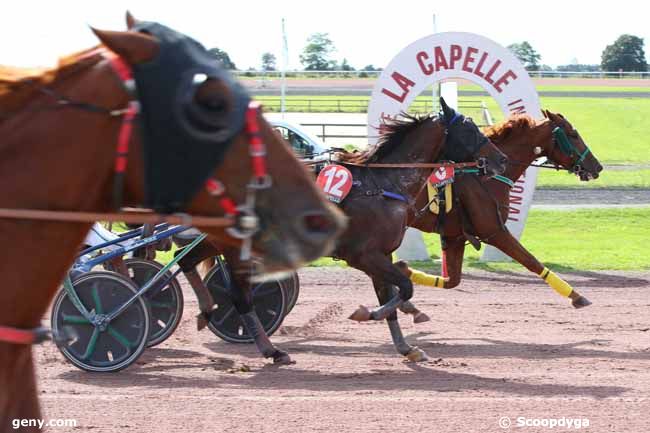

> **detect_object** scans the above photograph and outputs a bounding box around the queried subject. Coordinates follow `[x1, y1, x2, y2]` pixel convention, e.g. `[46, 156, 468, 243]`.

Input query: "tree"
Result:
[299, 33, 336, 71]
[207, 47, 236, 70]
[340, 58, 355, 71]
[362, 65, 381, 71]
[601, 35, 647, 72]
[261, 52, 277, 71]
[507, 41, 541, 71]
[556, 64, 600, 72]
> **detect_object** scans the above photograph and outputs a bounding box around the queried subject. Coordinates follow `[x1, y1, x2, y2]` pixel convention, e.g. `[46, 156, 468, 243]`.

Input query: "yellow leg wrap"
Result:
[409, 269, 448, 288]
[539, 267, 573, 297]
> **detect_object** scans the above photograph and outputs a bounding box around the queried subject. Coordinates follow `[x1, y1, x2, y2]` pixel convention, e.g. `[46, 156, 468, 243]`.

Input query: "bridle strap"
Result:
[245, 101, 271, 186]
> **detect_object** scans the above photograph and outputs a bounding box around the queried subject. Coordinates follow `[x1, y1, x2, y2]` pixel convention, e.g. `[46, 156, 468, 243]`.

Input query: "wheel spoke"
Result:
[107, 325, 137, 349]
[148, 301, 174, 309]
[82, 327, 101, 360]
[62, 314, 91, 325]
[91, 286, 103, 315]
[212, 306, 237, 327]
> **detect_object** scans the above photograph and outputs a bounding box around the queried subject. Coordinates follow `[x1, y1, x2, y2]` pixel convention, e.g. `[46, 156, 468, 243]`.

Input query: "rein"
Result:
[338, 161, 481, 169]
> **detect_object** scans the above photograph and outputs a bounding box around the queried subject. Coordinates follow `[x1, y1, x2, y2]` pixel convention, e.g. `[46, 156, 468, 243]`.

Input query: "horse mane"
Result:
[335, 112, 436, 164]
[0, 47, 103, 116]
[484, 115, 539, 143]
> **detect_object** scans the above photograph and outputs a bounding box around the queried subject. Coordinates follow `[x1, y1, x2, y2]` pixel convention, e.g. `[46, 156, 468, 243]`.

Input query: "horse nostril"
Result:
[597, 164, 603, 173]
[302, 213, 333, 234]
[294, 211, 340, 247]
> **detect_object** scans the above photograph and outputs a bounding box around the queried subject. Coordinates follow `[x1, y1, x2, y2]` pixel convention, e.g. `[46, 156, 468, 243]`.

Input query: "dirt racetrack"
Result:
[35, 267, 650, 432]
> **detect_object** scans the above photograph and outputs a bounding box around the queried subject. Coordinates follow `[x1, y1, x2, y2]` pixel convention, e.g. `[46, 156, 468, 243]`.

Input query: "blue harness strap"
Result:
[448, 112, 461, 126]
[382, 191, 408, 202]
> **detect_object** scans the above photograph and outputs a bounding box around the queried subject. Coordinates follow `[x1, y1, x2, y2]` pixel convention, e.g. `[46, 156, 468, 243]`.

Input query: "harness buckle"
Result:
[248, 175, 272, 190]
[226, 206, 260, 240]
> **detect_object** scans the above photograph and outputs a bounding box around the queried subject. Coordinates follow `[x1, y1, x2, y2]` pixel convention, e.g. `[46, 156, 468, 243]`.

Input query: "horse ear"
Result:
[542, 110, 549, 118]
[125, 11, 138, 30]
[91, 28, 159, 65]
[439, 97, 454, 121]
[544, 110, 559, 123]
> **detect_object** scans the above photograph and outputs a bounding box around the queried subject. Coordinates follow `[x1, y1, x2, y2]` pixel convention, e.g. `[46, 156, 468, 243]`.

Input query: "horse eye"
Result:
[199, 97, 227, 112]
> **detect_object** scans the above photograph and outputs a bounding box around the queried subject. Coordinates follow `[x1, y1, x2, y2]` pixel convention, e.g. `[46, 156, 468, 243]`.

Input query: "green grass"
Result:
[257, 95, 650, 165]
[537, 169, 650, 188]
[120, 209, 649, 271]
[458, 83, 650, 93]
[422, 208, 650, 271]
[308, 208, 650, 271]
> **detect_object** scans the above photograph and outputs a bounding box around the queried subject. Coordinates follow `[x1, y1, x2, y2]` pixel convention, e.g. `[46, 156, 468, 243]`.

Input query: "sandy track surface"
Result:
[36, 268, 650, 432]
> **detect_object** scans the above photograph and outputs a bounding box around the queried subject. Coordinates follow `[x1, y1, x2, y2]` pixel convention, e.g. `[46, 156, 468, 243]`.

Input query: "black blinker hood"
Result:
[131, 21, 251, 213]
[439, 108, 489, 162]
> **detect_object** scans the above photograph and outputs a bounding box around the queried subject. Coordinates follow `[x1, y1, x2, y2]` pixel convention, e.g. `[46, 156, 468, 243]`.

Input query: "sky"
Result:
[1, 1, 649, 70]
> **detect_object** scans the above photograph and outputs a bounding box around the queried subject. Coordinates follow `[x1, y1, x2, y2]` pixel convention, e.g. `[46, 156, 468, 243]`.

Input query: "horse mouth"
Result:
[577, 170, 599, 181]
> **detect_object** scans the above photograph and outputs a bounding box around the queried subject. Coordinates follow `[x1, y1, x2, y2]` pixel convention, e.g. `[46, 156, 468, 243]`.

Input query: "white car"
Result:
[270, 120, 330, 165]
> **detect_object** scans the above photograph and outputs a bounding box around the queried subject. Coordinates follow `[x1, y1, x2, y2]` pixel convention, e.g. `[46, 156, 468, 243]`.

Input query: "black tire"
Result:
[122, 258, 184, 347]
[283, 272, 300, 314]
[51, 271, 150, 372]
[204, 257, 287, 343]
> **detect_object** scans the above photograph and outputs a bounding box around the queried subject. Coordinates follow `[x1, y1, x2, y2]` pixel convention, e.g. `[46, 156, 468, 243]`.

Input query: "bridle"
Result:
[550, 125, 592, 174]
[504, 122, 593, 176]
[0, 49, 271, 346]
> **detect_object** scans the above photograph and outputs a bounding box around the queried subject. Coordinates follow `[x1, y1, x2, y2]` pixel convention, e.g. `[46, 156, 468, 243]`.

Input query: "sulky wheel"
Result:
[123, 258, 184, 348]
[282, 272, 300, 314]
[51, 271, 150, 372]
[204, 257, 287, 343]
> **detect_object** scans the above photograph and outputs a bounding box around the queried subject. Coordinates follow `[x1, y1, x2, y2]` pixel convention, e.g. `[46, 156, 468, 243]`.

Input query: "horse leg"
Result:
[348, 252, 413, 322]
[394, 237, 466, 289]
[176, 240, 219, 330]
[0, 346, 41, 432]
[398, 300, 431, 323]
[223, 249, 291, 364]
[373, 278, 428, 362]
[487, 231, 591, 308]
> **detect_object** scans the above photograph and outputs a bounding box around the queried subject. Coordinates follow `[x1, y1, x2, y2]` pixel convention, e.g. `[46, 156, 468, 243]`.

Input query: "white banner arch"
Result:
[367, 32, 542, 261]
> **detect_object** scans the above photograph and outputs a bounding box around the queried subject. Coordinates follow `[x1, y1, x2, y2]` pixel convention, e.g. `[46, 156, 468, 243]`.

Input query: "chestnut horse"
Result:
[400, 110, 603, 308]
[0, 15, 344, 430]
[176, 100, 509, 363]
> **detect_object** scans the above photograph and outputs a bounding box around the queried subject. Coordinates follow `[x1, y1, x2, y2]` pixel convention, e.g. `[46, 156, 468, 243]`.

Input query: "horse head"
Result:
[541, 110, 603, 181]
[91, 14, 346, 273]
[439, 97, 507, 176]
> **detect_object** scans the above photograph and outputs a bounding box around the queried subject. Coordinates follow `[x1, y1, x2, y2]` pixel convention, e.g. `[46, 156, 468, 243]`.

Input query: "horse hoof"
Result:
[405, 347, 428, 362]
[572, 296, 592, 309]
[273, 351, 293, 365]
[349, 305, 371, 322]
[413, 312, 431, 324]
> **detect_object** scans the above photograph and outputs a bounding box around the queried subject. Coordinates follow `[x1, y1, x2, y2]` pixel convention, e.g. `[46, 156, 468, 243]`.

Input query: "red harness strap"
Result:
[205, 178, 238, 216]
[0, 326, 49, 345]
[245, 101, 269, 182]
[204, 101, 271, 217]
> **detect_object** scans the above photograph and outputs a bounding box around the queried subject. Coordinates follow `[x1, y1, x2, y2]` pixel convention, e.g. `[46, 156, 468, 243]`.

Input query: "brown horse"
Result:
[0, 15, 344, 430]
[176, 101, 509, 363]
[400, 110, 603, 308]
